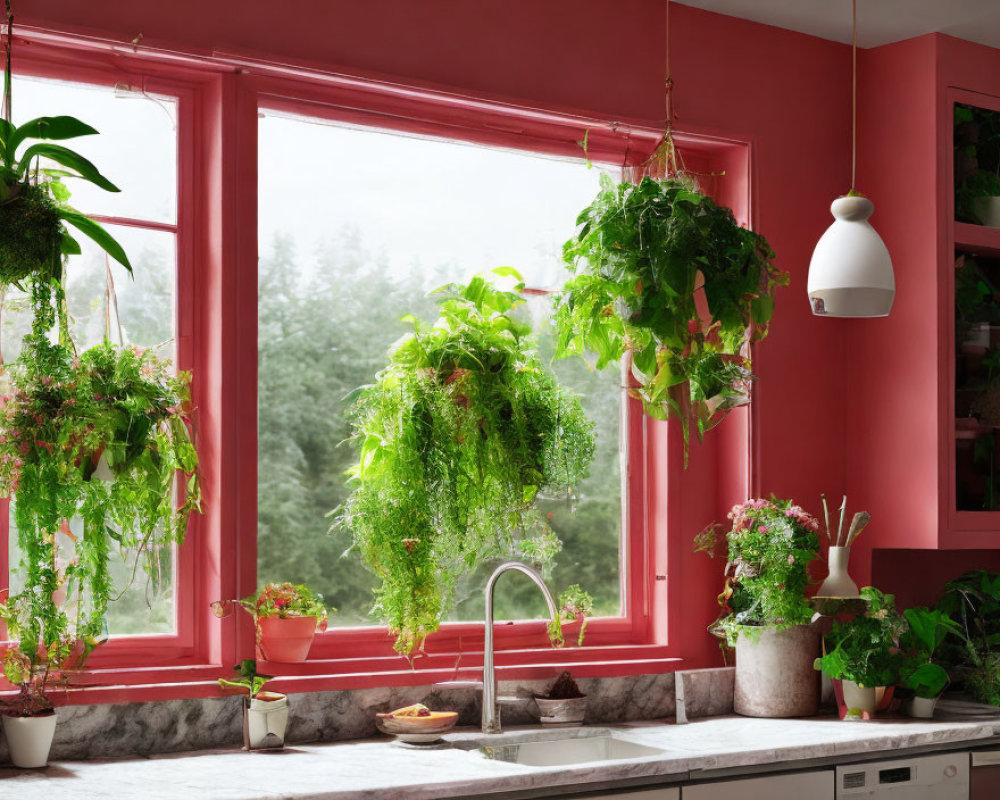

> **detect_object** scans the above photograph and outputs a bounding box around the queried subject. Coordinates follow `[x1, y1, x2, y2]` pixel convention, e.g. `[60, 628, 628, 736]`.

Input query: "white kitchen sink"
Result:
[477, 733, 668, 767]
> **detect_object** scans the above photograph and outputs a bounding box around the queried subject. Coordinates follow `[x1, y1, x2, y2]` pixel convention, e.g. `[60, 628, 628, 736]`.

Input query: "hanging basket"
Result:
[0, 184, 63, 286]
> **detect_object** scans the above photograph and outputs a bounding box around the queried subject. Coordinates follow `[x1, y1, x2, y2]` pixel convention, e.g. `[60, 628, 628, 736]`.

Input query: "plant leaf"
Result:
[8, 116, 98, 160]
[57, 209, 132, 272]
[17, 143, 120, 192]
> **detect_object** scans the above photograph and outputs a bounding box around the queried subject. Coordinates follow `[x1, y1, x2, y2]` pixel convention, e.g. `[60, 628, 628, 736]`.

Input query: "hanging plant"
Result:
[553, 171, 787, 462]
[0, 318, 199, 713]
[337, 272, 595, 656]
[0, 30, 131, 287]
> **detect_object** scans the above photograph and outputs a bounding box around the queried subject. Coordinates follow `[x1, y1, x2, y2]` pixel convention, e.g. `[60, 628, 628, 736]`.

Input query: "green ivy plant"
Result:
[696, 497, 819, 645]
[937, 570, 1000, 706]
[816, 587, 907, 688]
[899, 607, 961, 700]
[0, 307, 199, 714]
[553, 175, 787, 463]
[338, 272, 595, 656]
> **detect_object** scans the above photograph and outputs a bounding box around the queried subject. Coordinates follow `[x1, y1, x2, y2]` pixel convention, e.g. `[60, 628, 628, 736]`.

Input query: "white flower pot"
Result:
[972, 196, 1000, 228]
[841, 680, 878, 715]
[244, 694, 288, 750]
[2, 712, 57, 768]
[905, 695, 939, 719]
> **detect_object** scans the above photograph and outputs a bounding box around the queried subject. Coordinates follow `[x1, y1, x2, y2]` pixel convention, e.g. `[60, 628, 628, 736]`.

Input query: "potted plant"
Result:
[899, 607, 961, 718]
[337, 272, 596, 658]
[547, 584, 594, 648]
[0, 633, 93, 768]
[695, 497, 821, 717]
[533, 671, 587, 727]
[816, 587, 907, 719]
[552, 173, 787, 464]
[937, 570, 1000, 707]
[213, 583, 330, 663]
[955, 104, 1000, 227]
[218, 659, 288, 750]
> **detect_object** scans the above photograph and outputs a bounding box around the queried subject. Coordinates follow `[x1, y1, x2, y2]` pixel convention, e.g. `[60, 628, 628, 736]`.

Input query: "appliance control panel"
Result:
[836, 753, 969, 798]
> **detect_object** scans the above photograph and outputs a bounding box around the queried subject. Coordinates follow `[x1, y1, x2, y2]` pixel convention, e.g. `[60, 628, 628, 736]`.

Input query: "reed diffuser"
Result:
[815, 494, 869, 599]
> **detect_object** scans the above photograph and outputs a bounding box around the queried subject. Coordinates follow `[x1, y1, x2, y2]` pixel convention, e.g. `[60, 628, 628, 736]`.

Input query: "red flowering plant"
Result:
[0, 316, 199, 715]
[695, 496, 820, 645]
[212, 583, 330, 629]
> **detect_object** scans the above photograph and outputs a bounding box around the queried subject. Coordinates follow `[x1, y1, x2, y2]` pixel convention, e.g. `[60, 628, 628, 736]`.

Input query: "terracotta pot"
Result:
[734, 624, 821, 718]
[2, 712, 57, 768]
[256, 615, 318, 662]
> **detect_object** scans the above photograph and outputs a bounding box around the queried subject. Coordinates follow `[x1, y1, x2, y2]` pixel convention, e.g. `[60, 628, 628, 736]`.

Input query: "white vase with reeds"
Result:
[816, 495, 867, 599]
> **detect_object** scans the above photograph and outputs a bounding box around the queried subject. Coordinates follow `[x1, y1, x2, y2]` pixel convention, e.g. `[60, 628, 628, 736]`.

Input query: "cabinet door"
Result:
[583, 789, 680, 799]
[682, 770, 834, 800]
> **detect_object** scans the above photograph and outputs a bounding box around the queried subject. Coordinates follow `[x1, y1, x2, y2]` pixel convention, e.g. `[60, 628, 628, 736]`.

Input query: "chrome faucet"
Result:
[482, 561, 558, 734]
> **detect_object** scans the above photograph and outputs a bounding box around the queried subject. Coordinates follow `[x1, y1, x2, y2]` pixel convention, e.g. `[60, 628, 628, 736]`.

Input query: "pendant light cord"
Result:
[3, 0, 12, 126]
[851, 0, 857, 192]
[665, 0, 673, 132]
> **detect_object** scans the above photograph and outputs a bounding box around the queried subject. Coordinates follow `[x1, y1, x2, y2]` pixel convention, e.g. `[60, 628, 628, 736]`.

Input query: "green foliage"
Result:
[0, 327, 199, 705]
[338, 272, 595, 655]
[955, 104, 1000, 224]
[937, 570, 1000, 705]
[553, 175, 787, 463]
[218, 659, 274, 698]
[900, 607, 961, 698]
[817, 587, 908, 688]
[547, 584, 595, 647]
[0, 113, 131, 288]
[697, 497, 819, 645]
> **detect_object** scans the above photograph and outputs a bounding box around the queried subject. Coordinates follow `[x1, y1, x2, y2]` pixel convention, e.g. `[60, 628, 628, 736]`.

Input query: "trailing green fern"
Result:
[338, 272, 595, 656]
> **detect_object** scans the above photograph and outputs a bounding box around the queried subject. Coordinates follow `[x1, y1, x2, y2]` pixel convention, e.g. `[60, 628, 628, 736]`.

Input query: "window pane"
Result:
[12, 75, 177, 224]
[257, 112, 621, 627]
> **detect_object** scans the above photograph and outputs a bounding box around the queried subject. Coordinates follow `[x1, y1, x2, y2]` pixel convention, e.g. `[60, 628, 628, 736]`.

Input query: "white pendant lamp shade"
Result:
[807, 195, 894, 317]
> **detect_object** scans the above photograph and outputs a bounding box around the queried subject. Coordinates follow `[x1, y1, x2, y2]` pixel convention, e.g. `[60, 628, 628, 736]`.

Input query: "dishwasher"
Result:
[836, 752, 969, 798]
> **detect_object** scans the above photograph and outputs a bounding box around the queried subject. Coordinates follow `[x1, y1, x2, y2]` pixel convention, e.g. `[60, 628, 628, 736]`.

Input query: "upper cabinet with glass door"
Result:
[953, 99, 1000, 519]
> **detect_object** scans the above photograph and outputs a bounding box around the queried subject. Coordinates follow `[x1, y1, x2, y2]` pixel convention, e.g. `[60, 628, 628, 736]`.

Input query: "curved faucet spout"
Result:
[482, 561, 558, 734]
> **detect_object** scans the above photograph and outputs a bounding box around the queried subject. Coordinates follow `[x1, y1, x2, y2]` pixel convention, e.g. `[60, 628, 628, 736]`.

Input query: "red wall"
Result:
[16, 1, 855, 668]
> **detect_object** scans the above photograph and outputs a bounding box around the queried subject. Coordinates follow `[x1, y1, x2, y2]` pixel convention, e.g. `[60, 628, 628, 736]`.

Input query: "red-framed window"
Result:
[0, 32, 753, 702]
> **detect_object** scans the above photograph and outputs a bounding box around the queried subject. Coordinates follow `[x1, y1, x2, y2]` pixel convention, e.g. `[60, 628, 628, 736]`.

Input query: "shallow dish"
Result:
[375, 711, 458, 741]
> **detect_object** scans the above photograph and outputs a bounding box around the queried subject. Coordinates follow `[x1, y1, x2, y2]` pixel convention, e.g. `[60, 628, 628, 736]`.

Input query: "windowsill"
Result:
[0, 646, 683, 706]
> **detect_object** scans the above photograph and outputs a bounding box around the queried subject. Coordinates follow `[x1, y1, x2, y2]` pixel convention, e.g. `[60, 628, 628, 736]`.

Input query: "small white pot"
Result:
[2, 712, 57, 768]
[841, 680, 878, 715]
[244, 694, 288, 750]
[905, 695, 939, 719]
[972, 196, 1000, 228]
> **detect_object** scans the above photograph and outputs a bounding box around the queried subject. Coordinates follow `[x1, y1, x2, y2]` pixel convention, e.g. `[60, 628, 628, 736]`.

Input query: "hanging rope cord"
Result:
[851, 0, 857, 192]
[2, 0, 11, 127]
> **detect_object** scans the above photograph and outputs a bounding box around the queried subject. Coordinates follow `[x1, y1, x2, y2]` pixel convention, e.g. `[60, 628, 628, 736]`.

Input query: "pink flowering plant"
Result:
[696, 496, 820, 644]
[0, 325, 199, 713]
[212, 582, 331, 630]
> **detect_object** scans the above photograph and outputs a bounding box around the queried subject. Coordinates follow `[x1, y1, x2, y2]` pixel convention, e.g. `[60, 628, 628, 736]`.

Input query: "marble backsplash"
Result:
[0, 667, 735, 763]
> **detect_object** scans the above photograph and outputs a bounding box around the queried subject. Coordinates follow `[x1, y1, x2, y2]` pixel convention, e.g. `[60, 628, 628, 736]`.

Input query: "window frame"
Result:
[0, 31, 754, 702]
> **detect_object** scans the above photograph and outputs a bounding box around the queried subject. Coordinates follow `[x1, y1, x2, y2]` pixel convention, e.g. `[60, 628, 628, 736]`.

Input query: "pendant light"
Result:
[807, 0, 894, 317]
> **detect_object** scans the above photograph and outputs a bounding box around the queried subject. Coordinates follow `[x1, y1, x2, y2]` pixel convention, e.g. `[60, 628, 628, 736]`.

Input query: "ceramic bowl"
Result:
[375, 711, 458, 743]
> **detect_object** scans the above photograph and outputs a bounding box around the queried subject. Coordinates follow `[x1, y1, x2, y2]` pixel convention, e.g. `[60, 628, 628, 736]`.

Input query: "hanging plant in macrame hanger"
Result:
[553, 0, 788, 465]
[0, 0, 131, 325]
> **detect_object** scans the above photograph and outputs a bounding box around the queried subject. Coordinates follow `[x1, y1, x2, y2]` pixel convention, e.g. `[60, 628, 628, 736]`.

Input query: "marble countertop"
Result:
[4, 711, 1000, 800]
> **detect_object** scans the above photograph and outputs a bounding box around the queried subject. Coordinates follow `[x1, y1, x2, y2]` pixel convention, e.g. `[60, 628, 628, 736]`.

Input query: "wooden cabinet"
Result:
[682, 770, 834, 800]
[846, 35, 1000, 571]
